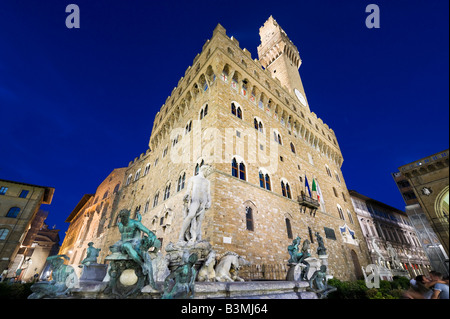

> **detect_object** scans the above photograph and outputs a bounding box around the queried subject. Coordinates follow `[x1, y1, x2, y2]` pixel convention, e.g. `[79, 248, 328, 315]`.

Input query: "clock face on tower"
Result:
[294, 89, 307, 106]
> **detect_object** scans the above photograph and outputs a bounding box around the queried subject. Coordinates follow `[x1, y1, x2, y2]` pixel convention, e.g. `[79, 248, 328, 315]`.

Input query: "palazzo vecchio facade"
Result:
[60, 17, 371, 281]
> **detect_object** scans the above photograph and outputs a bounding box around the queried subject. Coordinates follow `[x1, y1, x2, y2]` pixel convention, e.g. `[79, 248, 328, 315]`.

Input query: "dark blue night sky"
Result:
[0, 1, 448, 242]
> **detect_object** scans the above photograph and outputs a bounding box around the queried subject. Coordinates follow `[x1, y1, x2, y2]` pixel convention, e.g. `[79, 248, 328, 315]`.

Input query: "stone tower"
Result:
[257, 16, 309, 112]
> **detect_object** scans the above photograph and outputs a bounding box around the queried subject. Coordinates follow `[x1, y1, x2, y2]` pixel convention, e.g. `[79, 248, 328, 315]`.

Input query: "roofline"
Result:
[348, 190, 406, 215]
[65, 194, 94, 223]
[0, 178, 55, 204]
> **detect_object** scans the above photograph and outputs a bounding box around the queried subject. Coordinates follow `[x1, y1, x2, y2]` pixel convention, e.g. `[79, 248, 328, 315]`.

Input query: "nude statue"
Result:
[309, 265, 336, 299]
[371, 238, 385, 266]
[178, 165, 212, 243]
[162, 252, 198, 299]
[110, 209, 161, 270]
[386, 242, 401, 269]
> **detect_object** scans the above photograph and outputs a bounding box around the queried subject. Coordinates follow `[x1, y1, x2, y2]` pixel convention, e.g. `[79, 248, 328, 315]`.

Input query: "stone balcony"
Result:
[298, 195, 320, 215]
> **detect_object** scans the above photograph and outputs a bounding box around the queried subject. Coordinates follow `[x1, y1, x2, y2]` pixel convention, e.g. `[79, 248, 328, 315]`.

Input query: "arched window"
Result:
[231, 102, 242, 119]
[265, 174, 271, 191]
[113, 183, 120, 194]
[239, 162, 246, 181]
[144, 163, 151, 176]
[6, 207, 20, 218]
[153, 192, 159, 208]
[134, 169, 141, 181]
[259, 171, 271, 191]
[347, 210, 354, 224]
[126, 174, 132, 186]
[237, 107, 242, 119]
[285, 218, 293, 239]
[177, 173, 186, 191]
[200, 104, 208, 120]
[164, 184, 171, 200]
[102, 191, 109, 200]
[246, 207, 254, 231]
[232, 157, 246, 181]
[254, 118, 264, 133]
[290, 142, 296, 154]
[325, 165, 332, 177]
[335, 171, 341, 183]
[337, 205, 345, 220]
[281, 181, 292, 199]
[134, 205, 141, 218]
[273, 131, 282, 145]
[185, 121, 192, 134]
[232, 158, 238, 177]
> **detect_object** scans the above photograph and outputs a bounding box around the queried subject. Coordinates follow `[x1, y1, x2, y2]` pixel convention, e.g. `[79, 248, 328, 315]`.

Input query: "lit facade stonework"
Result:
[350, 190, 431, 278]
[392, 150, 449, 276]
[59, 167, 127, 278]
[61, 17, 371, 281]
[0, 179, 55, 278]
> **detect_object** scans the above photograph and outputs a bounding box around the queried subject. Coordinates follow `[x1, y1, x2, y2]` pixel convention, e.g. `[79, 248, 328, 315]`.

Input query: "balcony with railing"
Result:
[298, 194, 320, 215]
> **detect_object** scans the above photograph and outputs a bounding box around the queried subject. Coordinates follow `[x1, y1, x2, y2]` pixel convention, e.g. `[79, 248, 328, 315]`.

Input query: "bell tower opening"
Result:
[257, 16, 310, 111]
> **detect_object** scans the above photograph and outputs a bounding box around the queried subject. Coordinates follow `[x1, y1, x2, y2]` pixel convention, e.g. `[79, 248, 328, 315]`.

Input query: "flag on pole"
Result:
[311, 178, 319, 201]
[312, 178, 324, 204]
[305, 176, 312, 197]
[316, 180, 324, 204]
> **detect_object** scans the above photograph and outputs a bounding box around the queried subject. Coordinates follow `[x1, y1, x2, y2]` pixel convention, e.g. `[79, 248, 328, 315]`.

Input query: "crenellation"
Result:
[230, 36, 239, 48]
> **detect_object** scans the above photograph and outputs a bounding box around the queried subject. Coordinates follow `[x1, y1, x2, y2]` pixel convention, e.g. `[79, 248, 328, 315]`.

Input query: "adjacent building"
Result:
[350, 190, 431, 278]
[60, 17, 371, 281]
[58, 167, 126, 278]
[0, 179, 55, 280]
[392, 150, 449, 276]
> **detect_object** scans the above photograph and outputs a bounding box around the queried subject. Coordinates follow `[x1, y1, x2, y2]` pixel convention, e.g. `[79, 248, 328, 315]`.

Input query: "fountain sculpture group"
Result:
[361, 238, 410, 285]
[29, 165, 334, 299]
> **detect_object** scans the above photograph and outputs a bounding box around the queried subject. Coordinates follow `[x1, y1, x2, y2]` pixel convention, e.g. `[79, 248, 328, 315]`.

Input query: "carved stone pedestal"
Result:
[104, 252, 146, 298]
[80, 264, 108, 284]
[286, 263, 300, 281]
[165, 240, 213, 272]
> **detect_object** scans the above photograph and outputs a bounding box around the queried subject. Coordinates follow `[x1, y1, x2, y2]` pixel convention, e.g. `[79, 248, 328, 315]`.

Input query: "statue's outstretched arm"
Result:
[137, 221, 153, 238]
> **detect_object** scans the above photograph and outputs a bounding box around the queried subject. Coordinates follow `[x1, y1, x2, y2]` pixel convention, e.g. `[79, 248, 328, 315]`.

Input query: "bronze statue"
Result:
[315, 232, 327, 256]
[106, 209, 161, 296]
[110, 209, 161, 267]
[309, 265, 336, 298]
[287, 236, 311, 280]
[80, 242, 101, 267]
[162, 252, 198, 299]
[28, 255, 78, 299]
